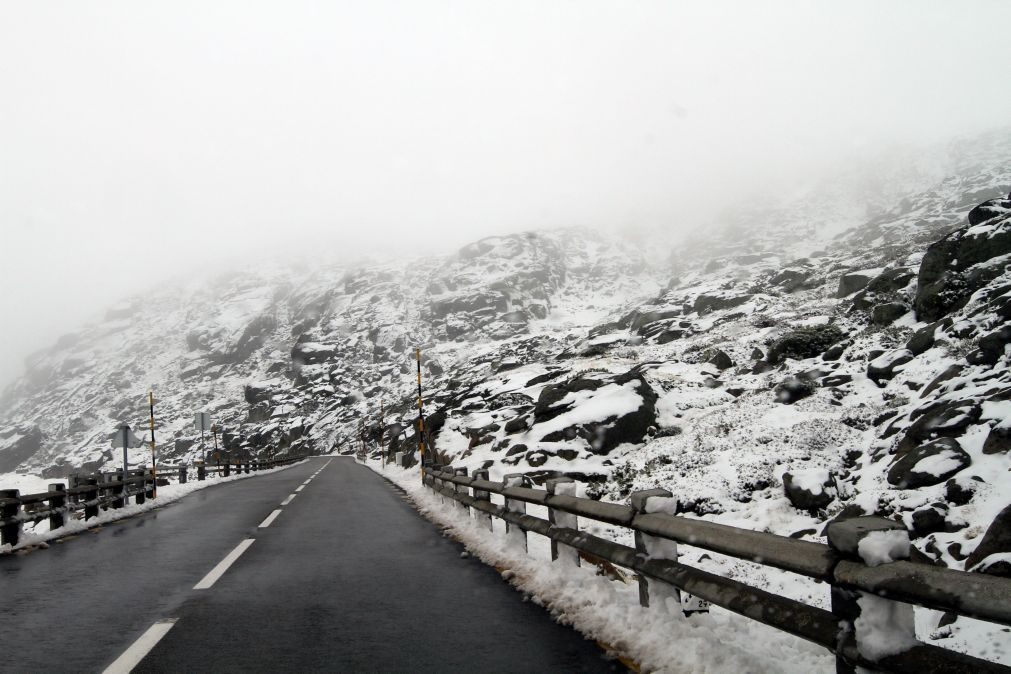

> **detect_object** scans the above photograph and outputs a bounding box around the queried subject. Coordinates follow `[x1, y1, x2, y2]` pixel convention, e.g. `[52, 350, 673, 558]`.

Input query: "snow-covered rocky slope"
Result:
[2, 132, 1010, 657]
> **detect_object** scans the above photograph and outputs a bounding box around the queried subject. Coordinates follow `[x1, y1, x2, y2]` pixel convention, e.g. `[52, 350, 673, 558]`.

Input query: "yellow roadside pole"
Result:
[148, 392, 158, 499]
[416, 347, 426, 474]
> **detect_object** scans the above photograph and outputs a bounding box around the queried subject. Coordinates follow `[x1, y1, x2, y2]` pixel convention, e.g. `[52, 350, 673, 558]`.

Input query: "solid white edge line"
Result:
[295, 485, 305, 492]
[281, 494, 296, 506]
[102, 620, 176, 674]
[258, 509, 282, 528]
[194, 539, 255, 590]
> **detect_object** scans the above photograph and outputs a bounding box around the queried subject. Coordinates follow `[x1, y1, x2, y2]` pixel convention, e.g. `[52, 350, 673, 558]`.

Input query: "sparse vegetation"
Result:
[767, 324, 846, 363]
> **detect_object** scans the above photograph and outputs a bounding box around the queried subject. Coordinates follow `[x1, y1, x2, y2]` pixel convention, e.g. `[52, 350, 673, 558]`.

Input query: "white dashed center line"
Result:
[103, 620, 176, 674]
[194, 539, 255, 590]
[258, 509, 282, 529]
[295, 485, 305, 492]
[281, 494, 296, 506]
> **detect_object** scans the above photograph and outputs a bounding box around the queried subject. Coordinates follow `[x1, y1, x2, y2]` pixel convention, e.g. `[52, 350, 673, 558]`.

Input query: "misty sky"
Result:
[2, 0, 1010, 387]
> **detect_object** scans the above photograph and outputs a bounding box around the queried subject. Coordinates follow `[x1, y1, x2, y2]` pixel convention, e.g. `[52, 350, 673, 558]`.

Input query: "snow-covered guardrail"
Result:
[0, 454, 307, 549]
[424, 465, 1011, 674]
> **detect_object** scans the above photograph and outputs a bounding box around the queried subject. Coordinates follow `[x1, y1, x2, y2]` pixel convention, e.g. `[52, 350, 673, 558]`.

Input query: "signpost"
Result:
[112, 424, 139, 499]
[194, 412, 212, 464]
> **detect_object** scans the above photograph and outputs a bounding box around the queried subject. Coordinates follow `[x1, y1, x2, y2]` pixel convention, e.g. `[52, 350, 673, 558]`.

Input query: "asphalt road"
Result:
[0, 457, 620, 673]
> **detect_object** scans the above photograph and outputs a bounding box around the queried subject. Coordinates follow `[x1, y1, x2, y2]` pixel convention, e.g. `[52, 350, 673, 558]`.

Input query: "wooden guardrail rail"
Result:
[1, 454, 307, 550]
[424, 464, 1011, 674]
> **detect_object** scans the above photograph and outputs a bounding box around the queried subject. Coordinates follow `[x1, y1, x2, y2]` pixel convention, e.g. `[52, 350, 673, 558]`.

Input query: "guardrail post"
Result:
[1, 489, 22, 547]
[197, 461, 206, 481]
[223, 461, 230, 478]
[472, 469, 493, 531]
[826, 516, 915, 673]
[111, 471, 124, 509]
[179, 465, 188, 484]
[48, 483, 66, 531]
[631, 488, 681, 613]
[546, 477, 580, 567]
[453, 468, 469, 514]
[244, 461, 250, 474]
[503, 473, 529, 553]
[84, 478, 100, 520]
[134, 468, 146, 505]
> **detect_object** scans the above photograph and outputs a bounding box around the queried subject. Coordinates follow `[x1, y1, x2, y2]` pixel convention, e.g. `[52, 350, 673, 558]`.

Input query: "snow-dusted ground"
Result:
[0, 460, 306, 554]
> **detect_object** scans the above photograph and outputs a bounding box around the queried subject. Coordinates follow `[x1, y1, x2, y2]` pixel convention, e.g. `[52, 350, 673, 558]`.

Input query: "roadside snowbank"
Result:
[368, 462, 834, 674]
[0, 460, 306, 554]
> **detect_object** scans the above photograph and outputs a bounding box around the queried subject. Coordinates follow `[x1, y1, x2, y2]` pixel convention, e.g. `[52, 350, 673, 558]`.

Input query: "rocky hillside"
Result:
[2, 134, 1010, 648]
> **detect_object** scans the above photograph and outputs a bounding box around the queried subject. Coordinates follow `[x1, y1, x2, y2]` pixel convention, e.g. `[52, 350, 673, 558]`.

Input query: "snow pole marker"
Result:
[148, 392, 157, 499]
[379, 398, 385, 470]
[416, 347, 426, 473]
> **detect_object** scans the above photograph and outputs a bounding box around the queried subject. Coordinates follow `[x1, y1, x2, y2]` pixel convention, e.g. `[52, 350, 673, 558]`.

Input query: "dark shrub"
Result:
[768, 324, 846, 364]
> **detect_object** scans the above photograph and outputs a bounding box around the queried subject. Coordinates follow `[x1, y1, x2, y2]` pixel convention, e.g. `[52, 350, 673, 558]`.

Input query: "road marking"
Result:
[194, 539, 255, 590]
[259, 509, 282, 528]
[102, 620, 176, 674]
[295, 485, 305, 492]
[281, 494, 296, 506]
[302, 479, 312, 485]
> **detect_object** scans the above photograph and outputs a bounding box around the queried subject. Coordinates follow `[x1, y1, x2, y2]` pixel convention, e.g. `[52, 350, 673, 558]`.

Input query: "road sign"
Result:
[112, 424, 140, 448]
[194, 412, 212, 432]
[112, 424, 139, 498]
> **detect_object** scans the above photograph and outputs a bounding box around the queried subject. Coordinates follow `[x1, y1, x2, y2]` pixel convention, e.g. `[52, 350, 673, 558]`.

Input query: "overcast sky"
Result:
[1, 0, 1010, 387]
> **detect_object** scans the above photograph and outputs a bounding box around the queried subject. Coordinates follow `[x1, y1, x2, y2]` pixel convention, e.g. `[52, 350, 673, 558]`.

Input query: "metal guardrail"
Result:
[424, 465, 1011, 674]
[1, 454, 307, 549]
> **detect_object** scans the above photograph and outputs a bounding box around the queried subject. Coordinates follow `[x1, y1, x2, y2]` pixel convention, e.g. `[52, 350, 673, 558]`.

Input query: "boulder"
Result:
[966, 325, 1011, 366]
[534, 369, 658, 454]
[945, 475, 983, 506]
[837, 271, 875, 297]
[504, 416, 531, 434]
[965, 504, 1011, 577]
[905, 319, 951, 356]
[983, 420, 1011, 455]
[914, 194, 1011, 321]
[887, 437, 971, 489]
[693, 293, 752, 315]
[707, 349, 734, 370]
[910, 504, 954, 538]
[774, 376, 815, 404]
[871, 302, 908, 325]
[783, 468, 836, 512]
[867, 349, 914, 385]
[897, 400, 982, 456]
[769, 269, 810, 293]
[968, 192, 1011, 225]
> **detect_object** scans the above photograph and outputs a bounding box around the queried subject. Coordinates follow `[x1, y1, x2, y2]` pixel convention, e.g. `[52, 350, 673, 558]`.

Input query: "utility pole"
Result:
[148, 392, 158, 499]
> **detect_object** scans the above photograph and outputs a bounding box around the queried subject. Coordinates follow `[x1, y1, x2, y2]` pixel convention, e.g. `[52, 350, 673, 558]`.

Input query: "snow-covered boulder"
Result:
[782, 468, 836, 513]
[914, 191, 1011, 321]
[886, 437, 971, 489]
[966, 504, 1011, 578]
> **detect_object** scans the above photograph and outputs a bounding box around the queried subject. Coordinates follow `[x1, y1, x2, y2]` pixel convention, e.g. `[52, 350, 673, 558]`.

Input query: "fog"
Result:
[1, 0, 1010, 387]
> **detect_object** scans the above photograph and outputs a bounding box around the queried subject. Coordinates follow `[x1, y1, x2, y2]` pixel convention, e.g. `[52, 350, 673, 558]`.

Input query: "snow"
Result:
[855, 594, 917, 661]
[910, 451, 964, 479]
[788, 468, 831, 495]
[857, 530, 910, 567]
[528, 381, 644, 441]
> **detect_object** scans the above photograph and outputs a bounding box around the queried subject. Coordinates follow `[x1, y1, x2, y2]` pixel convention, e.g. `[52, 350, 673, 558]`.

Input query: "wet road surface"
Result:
[1, 457, 619, 673]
